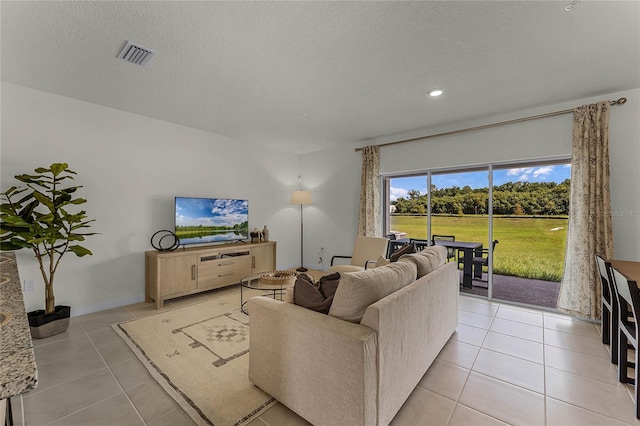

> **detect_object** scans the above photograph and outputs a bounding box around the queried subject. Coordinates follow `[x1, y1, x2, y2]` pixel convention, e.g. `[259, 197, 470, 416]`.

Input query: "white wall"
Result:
[304, 88, 640, 264]
[3, 83, 638, 315]
[1, 82, 301, 315]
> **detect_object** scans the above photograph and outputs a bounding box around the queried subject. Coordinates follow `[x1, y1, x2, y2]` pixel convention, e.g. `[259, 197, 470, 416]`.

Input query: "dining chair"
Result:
[431, 235, 456, 261]
[612, 267, 640, 419]
[595, 255, 618, 364]
[409, 238, 431, 252]
[458, 240, 499, 279]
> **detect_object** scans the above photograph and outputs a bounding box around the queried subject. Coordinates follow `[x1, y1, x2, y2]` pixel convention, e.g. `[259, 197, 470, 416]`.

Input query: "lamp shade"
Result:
[290, 190, 312, 205]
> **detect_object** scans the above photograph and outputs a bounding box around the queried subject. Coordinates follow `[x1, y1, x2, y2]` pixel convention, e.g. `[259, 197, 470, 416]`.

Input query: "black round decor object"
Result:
[151, 230, 180, 251]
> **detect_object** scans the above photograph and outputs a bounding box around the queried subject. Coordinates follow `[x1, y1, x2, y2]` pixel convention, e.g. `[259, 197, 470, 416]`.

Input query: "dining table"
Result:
[609, 259, 640, 283]
[433, 240, 483, 288]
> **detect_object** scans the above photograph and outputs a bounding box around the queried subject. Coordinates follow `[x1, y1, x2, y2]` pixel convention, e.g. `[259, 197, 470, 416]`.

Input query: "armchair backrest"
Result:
[351, 236, 390, 267]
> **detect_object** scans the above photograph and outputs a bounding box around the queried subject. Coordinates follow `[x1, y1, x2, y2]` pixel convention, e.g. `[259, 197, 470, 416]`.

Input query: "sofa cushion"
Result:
[389, 242, 414, 262]
[293, 273, 340, 314]
[329, 261, 417, 323]
[399, 245, 447, 278]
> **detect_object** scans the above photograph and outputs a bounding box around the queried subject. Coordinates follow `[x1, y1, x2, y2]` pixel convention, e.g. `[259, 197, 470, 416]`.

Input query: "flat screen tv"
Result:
[174, 197, 249, 245]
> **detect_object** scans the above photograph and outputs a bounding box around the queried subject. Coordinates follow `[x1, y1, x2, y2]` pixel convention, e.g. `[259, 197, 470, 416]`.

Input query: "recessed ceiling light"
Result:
[427, 88, 443, 97]
[564, 1, 580, 13]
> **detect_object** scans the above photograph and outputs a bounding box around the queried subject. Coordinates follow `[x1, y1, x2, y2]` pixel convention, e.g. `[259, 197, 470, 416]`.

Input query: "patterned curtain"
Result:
[358, 145, 381, 236]
[557, 101, 613, 319]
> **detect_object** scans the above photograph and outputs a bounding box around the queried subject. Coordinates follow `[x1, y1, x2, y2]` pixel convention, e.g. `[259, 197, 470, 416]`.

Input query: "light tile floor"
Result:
[11, 289, 640, 426]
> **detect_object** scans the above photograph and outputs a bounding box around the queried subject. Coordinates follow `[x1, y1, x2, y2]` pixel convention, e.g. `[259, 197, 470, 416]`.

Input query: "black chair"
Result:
[458, 240, 499, 279]
[431, 235, 456, 261]
[409, 238, 431, 252]
[386, 238, 407, 258]
[595, 255, 618, 364]
[612, 267, 640, 419]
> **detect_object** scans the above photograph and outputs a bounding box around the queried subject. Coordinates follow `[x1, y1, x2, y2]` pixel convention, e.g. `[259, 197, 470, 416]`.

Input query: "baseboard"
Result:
[70, 295, 146, 317]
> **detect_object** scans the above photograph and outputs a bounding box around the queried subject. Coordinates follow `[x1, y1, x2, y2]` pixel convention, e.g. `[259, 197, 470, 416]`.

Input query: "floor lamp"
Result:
[290, 190, 312, 272]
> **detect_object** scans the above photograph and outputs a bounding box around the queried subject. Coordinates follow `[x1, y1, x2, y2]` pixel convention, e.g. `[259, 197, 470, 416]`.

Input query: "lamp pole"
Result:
[290, 187, 312, 272]
[298, 203, 307, 272]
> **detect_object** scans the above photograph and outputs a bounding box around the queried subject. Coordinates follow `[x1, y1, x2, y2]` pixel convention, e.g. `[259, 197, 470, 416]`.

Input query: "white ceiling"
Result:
[2, 1, 639, 154]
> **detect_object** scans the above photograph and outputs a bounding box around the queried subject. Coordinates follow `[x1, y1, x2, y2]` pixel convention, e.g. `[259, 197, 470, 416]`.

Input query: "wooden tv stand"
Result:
[145, 241, 276, 309]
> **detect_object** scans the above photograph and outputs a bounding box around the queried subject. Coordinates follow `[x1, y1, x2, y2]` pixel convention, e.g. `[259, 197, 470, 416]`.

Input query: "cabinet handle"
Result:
[217, 272, 235, 278]
[252, 256, 255, 268]
[217, 261, 235, 267]
[192, 265, 197, 280]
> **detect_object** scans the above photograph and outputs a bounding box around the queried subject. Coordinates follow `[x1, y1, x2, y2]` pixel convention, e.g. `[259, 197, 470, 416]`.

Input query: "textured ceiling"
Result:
[2, 1, 639, 154]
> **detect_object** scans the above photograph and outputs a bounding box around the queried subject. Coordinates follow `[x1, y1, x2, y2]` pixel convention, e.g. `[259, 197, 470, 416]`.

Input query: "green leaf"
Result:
[32, 191, 54, 210]
[0, 241, 25, 251]
[68, 245, 92, 256]
[1, 186, 26, 197]
[0, 215, 32, 227]
[49, 163, 70, 176]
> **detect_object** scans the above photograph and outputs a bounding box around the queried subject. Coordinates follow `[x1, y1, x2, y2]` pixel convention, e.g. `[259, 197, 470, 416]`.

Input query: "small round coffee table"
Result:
[240, 272, 296, 314]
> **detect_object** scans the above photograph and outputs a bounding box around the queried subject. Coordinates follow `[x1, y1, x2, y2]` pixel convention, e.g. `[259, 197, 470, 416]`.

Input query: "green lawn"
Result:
[390, 215, 568, 282]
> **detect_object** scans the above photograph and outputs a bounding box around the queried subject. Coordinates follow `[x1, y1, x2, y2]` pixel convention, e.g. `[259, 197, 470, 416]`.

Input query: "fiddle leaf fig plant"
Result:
[0, 163, 97, 314]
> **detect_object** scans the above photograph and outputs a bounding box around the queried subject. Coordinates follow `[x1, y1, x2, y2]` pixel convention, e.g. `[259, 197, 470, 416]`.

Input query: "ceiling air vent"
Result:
[117, 41, 157, 67]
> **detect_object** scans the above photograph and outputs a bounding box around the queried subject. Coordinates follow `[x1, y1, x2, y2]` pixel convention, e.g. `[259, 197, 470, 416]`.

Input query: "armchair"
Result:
[329, 236, 389, 274]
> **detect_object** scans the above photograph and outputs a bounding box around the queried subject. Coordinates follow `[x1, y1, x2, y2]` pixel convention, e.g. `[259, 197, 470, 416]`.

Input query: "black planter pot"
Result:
[27, 305, 71, 339]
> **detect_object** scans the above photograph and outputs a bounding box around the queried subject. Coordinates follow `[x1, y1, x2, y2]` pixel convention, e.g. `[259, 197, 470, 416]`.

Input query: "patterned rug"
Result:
[112, 290, 275, 426]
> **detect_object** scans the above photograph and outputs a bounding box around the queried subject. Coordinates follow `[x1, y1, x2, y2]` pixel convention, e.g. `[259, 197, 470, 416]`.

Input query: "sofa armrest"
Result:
[360, 261, 459, 426]
[330, 254, 352, 266]
[248, 296, 378, 426]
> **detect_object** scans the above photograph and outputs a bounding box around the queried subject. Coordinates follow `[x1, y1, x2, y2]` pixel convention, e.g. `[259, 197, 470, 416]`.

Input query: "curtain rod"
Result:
[354, 97, 627, 152]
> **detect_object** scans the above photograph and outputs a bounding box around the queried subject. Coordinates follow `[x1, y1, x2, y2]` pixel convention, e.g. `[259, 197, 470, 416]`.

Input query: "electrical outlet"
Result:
[318, 247, 325, 264]
[23, 278, 35, 292]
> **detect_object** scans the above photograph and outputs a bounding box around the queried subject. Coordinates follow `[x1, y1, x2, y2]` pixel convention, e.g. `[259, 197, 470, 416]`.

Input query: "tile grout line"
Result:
[77, 316, 148, 425]
[444, 303, 500, 425]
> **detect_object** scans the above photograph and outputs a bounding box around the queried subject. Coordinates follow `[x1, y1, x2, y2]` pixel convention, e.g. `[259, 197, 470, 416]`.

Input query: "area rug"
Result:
[112, 290, 275, 426]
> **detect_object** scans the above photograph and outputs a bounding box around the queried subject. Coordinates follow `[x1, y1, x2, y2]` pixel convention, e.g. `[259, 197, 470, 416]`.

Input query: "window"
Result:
[383, 158, 570, 308]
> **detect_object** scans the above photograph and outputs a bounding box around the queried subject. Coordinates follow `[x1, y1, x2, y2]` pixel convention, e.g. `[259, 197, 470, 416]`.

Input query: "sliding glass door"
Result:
[384, 159, 570, 309]
[489, 163, 570, 308]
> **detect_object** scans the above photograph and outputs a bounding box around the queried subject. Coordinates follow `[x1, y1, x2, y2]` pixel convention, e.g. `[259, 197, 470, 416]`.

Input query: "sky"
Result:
[175, 197, 249, 227]
[389, 164, 571, 201]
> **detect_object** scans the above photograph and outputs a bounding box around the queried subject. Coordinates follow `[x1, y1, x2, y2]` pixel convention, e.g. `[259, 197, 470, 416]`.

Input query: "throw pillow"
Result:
[329, 260, 417, 323]
[389, 242, 415, 262]
[293, 273, 340, 314]
[317, 272, 341, 299]
[375, 255, 390, 268]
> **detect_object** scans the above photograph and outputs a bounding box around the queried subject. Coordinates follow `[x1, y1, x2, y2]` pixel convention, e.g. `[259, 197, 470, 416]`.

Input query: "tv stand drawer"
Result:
[198, 255, 252, 276]
[198, 268, 250, 291]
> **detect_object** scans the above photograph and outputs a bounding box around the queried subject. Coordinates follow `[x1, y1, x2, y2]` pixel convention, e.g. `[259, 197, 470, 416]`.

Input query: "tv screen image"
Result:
[175, 197, 249, 245]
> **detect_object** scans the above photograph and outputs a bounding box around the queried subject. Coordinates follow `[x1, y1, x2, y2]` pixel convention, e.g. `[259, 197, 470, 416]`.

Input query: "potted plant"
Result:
[0, 163, 97, 338]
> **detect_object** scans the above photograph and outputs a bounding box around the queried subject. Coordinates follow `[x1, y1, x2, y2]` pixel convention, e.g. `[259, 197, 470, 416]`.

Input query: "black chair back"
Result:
[612, 268, 640, 419]
[431, 235, 456, 260]
[409, 238, 430, 251]
[595, 255, 617, 362]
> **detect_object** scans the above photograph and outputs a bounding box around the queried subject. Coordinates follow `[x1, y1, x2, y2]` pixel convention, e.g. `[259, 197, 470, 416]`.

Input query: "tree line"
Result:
[392, 180, 570, 216]
[176, 221, 249, 233]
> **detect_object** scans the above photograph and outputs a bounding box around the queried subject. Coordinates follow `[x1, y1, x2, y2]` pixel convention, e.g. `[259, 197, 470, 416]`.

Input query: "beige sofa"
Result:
[248, 246, 459, 426]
